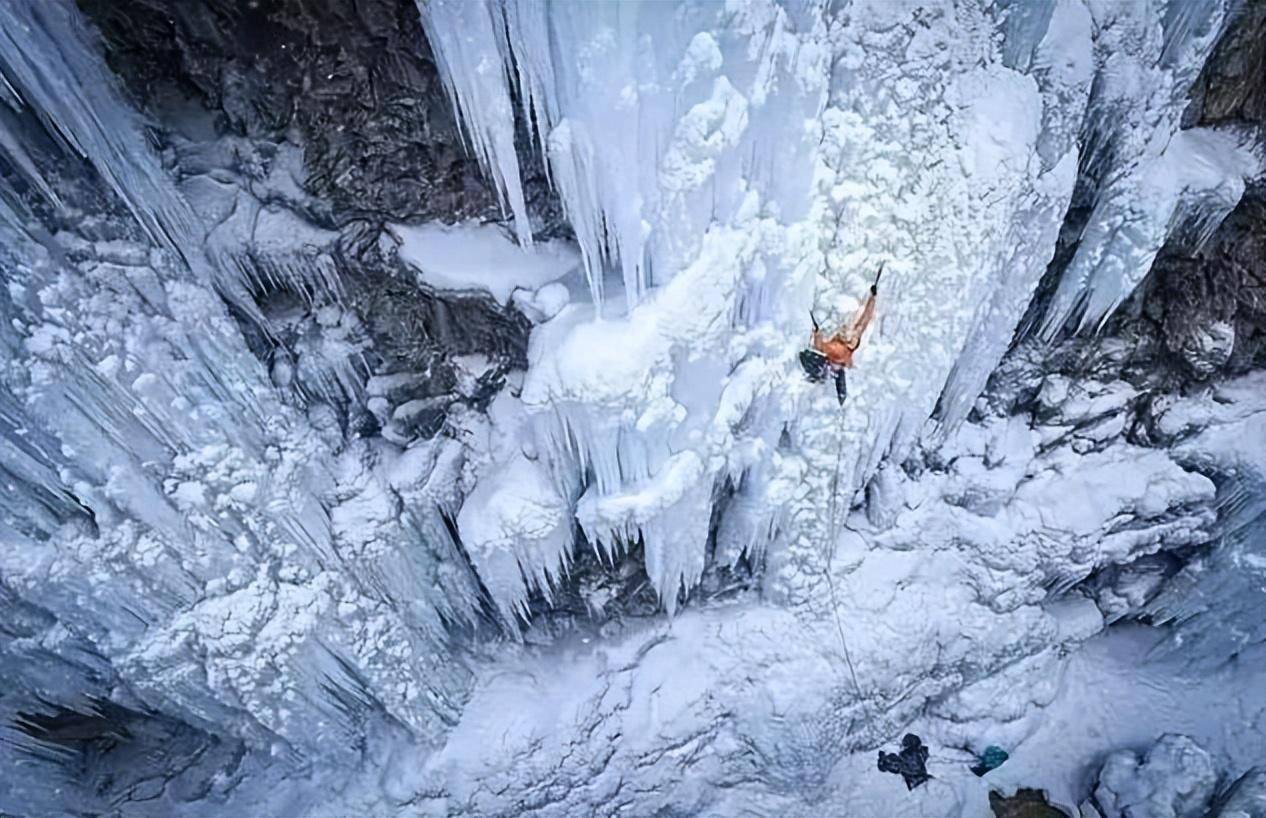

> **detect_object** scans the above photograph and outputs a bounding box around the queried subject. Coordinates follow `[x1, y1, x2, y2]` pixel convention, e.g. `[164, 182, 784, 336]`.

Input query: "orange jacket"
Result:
[811, 291, 876, 368]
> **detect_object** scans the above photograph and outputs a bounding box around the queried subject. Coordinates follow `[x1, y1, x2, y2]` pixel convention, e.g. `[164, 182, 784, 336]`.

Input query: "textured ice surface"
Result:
[1095, 734, 1218, 818]
[1038, 0, 1261, 336]
[415, 0, 533, 245]
[375, 374, 1263, 815]
[0, 0, 476, 783]
[0, 2, 199, 254]
[423, 0, 1259, 618]
[420, 0, 830, 310]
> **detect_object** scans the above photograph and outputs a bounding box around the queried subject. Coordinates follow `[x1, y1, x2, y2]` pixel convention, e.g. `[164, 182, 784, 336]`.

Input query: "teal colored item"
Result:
[970, 746, 1009, 777]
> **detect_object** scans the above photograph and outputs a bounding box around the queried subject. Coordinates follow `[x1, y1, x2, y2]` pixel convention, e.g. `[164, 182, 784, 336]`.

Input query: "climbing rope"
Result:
[824, 399, 864, 702]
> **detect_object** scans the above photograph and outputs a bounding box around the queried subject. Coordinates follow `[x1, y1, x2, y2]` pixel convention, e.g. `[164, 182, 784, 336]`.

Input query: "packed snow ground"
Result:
[829, 625, 1266, 818]
[396, 620, 1264, 818]
[348, 372, 1262, 816]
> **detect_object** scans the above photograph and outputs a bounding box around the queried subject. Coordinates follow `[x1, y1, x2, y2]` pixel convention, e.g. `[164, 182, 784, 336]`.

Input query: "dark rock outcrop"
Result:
[75, 0, 564, 450]
[76, 0, 568, 236]
[989, 789, 1070, 818]
[1124, 1, 1266, 381]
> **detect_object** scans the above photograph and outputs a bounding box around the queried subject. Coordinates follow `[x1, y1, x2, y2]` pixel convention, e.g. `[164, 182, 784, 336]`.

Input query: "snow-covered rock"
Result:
[390, 221, 580, 306]
[1094, 734, 1218, 818]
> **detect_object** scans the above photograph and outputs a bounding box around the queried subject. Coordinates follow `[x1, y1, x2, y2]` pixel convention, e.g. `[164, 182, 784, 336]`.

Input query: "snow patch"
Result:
[390, 221, 580, 306]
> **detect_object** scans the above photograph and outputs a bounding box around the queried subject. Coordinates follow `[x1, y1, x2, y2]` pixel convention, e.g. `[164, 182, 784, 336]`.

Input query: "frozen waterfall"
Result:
[421, 0, 1260, 613]
[0, 0, 1263, 814]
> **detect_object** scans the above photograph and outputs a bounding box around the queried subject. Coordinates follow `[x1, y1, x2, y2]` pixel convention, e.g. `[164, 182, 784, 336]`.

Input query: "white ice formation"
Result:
[421, 0, 1262, 614]
[0, 0, 475, 765]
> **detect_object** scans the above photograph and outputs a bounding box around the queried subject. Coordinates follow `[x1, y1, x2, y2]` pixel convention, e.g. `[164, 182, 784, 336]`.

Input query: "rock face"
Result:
[69, 0, 562, 453]
[77, 0, 499, 225]
[1127, 0, 1266, 381]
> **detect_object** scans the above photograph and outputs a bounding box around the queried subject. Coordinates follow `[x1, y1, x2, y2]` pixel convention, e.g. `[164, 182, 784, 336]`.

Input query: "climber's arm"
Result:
[842, 291, 876, 350]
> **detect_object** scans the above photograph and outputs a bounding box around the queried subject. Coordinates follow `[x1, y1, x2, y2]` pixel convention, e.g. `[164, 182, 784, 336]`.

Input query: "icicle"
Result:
[417, 0, 533, 247]
[418, 0, 757, 311]
[0, 108, 62, 209]
[1036, 0, 1237, 338]
[938, 151, 1080, 430]
[1040, 128, 1261, 339]
[574, 451, 710, 612]
[0, 1, 199, 257]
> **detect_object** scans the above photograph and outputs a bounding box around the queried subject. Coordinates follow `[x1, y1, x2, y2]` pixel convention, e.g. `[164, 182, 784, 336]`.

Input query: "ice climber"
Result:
[800, 264, 882, 405]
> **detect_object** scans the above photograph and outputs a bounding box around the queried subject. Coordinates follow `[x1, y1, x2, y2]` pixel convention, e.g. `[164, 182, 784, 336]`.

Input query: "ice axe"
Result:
[872, 262, 884, 294]
[810, 310, 821, 332]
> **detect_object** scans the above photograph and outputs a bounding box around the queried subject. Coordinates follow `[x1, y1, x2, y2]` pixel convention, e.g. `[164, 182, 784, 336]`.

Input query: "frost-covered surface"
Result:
[385, 622, 1265, 818]
[391, 221, 580, 306]
[1094, 734, 1218, 818]
[1, 0, 1264, 815]
[352, 376, 1261, 816]
[1142, 373, 1266, 662]
[0, 0, 479, 796]
[421, 0, 1261, 617]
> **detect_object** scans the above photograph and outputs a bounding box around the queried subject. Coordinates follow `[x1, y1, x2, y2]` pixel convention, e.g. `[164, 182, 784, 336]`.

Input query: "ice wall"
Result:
[416, 0, 533, 247]
[413, 367, 1266, 816]
[420, 0, 827, 310]
[0, 2, 197, 255]
[0, 0, 478, 765]
[0, 199, 474, 758]
[1143, 373, 1266, 662]
[1037, 0, 1259, 337]
[424, 0, 830, 611]
[423, 0, 1259, 616]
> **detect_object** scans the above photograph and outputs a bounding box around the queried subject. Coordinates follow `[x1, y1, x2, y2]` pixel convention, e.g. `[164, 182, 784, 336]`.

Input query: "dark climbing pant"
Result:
[800, 349, 849, 406]
[800, 348, 829, 383]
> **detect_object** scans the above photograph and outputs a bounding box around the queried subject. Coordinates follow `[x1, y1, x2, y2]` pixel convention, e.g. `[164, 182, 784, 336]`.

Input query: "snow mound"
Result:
[390, 221, 580, 306]
[1095, 734, 1218, 818]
